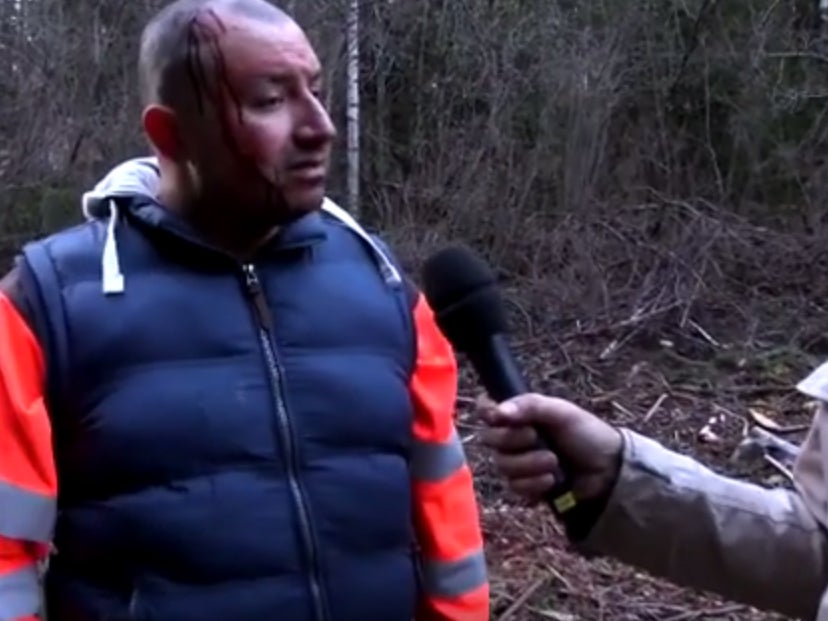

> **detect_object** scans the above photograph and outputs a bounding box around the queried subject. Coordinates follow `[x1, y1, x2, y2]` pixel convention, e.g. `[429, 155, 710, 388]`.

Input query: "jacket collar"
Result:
[123, 194, 328, 258]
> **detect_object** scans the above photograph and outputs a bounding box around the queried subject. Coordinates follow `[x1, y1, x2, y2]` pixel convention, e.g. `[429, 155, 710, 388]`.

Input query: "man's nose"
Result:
[296, 96, 337, 145]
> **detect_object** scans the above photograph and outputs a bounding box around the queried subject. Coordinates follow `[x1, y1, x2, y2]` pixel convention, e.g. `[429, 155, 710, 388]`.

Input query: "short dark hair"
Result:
[138, 0, 291, 109]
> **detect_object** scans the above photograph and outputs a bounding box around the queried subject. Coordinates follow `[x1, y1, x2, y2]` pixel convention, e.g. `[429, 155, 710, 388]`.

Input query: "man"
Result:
[0, 1, 489, 619]
[477, 365, 828, 620]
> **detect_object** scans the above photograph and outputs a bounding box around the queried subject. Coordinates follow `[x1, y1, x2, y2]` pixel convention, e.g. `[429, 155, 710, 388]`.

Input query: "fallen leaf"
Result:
[748, 407, 783, 431]
[698, 425, 721, 443]
[532, 609, 578, 621]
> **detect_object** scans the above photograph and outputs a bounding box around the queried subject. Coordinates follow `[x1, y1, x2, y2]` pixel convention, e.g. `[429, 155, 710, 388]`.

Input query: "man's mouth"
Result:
[287, 159, 327, 180]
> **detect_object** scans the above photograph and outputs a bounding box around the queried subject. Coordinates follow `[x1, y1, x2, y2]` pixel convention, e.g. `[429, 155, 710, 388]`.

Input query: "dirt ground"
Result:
[463, 319, 818, 621]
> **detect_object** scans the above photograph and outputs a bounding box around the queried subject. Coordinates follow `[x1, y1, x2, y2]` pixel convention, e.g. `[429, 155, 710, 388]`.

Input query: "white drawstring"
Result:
[102, 199, 125, 295]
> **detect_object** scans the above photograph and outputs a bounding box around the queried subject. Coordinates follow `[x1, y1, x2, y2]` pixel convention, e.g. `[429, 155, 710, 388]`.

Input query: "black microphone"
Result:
[421, 244, 577, 518]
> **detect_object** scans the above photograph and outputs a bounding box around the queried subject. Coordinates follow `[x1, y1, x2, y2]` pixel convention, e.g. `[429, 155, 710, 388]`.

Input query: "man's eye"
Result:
[253, 96, 284, 108]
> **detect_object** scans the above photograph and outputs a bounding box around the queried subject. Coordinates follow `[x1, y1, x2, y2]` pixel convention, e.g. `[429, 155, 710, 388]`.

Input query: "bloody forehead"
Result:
[186, 9, 319, 93]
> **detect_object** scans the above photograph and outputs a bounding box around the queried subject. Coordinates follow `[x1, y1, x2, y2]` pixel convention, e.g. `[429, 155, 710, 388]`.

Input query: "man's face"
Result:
[181, 12, 336, 221]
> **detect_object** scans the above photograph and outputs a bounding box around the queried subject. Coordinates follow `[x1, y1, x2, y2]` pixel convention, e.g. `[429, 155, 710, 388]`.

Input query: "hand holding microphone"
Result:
[476, 394, 623, 509]
[421, 245, 623, 520]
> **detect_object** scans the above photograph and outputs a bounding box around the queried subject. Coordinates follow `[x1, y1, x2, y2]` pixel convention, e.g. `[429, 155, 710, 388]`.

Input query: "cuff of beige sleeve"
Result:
[565, 428, 669, 552]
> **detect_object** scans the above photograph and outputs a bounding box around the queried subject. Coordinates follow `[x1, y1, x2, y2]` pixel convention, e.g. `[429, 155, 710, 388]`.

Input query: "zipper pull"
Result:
[242, 264, 273, 329]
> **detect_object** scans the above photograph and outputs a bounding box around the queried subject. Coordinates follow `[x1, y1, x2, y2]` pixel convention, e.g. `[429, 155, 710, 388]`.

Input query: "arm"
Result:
[408, 291, 489, 621]
[576, 420, 828, 620]
[0, 265, 56, 621]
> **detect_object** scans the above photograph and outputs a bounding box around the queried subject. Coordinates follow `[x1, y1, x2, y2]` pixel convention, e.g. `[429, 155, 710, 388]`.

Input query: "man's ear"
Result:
[142, 105, 184, 161]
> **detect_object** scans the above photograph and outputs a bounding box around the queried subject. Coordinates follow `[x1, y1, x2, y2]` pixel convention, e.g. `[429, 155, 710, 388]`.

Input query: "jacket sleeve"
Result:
[408, 290, 489, 621]
[0, 265, 55, 621]
[574, 381, 828, 620]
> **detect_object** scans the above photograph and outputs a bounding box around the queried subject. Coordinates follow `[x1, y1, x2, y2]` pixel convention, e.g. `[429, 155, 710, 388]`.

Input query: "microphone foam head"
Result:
[421, 244, 508, 352]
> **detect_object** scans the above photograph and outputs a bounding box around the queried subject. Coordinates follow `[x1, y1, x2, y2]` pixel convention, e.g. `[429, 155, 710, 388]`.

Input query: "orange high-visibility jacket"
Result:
[0, 238, 489, 620]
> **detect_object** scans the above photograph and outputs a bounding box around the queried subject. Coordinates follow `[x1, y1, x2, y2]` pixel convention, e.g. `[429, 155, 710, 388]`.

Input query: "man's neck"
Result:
[157, 178, 278, 260]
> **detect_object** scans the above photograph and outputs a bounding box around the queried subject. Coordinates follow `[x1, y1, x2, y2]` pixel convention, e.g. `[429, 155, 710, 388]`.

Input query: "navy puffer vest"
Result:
[20, 196, 420, 621]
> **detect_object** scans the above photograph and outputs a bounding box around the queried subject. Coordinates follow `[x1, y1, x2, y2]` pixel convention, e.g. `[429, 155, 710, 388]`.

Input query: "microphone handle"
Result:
[470, 335, 578, 518]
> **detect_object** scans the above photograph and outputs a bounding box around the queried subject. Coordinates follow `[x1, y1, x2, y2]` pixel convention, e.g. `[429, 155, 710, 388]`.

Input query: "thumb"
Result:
[495, 393, 579, 430]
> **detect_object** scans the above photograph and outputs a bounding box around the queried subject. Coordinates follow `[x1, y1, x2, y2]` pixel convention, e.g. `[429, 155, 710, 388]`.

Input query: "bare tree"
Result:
[345, 0, 359, 214]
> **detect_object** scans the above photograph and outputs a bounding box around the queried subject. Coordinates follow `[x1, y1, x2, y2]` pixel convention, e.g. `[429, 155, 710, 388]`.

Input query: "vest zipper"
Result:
[242, 263, 329, 621]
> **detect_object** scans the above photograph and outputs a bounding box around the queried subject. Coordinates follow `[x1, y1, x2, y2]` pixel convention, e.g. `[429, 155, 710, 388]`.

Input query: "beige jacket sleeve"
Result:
[575, 362, 828, 620]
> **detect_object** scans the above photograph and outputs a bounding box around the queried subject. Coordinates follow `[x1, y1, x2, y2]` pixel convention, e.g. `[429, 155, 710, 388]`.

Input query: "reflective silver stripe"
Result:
[0, 563, 41, 620]
[411, 428, 467, 482]
[421, 549, 488, 598]
[0, 479, 55, 542]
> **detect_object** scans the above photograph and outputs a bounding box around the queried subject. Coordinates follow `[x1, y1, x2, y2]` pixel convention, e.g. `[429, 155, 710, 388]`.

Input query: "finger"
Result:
[475, 398, 501, 426]
[509, 474, 559, 500]
[479, 425, 539, 452]
[499, 393, 588, 430]
[474, 392, 495, 410]
[494, 449, 558, 479]
[482, 402, 538, 427]
[496, 392, 553, 424]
